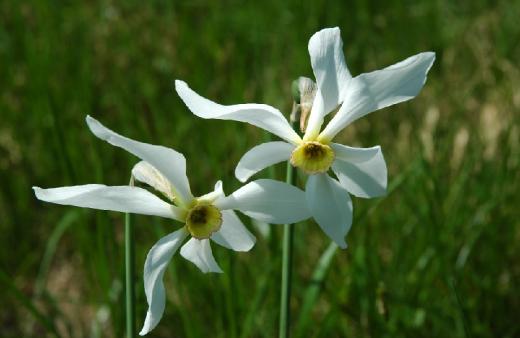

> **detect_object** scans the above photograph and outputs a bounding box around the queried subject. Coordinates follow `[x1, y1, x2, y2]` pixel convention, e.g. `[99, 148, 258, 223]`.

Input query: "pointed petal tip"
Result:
[85, 115, 101, 133]
[234, 169, 250, 183]
[317, 26, 340, 34]
[85, 114, 96, 125]
[85, 115, 109, 140]
[239, 245, 255, 253]
[245, 239, 257, 252]
[310, 27, 340, 44]
[422, 51, 436, 67]
[32, 186, 53, 202]
[330, 26, 341, 35]
[138, 315, 152, 335]
[139, 322, 154, 336]
[338, 240, 348, 249]
[32, 186, 43, 199]
[200, 266, 224, 274]
[230, 235, 256, 252]
[208, 260, 224, 273]
[330, 233, 348, 250]
[85, 115, 93, 127]
[174, 79, 187, 91]
[414, 52, 436, 76]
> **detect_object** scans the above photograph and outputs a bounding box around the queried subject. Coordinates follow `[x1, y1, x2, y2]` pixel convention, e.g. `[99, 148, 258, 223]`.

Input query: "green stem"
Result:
[125, 190, 136, 337]
[279, 118, 299, 338]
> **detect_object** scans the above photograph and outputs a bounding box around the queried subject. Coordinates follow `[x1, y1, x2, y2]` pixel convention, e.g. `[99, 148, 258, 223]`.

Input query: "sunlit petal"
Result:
[331, 143, 381, 163]
[215, 179, 310, 224]
[332, 146, 387, 198]
[86, 116, 193, 206]
[235, 141, 294, 182]
[304, 27, 352, 139]
[175, 80, 301, 144]
[198, 180, 225, 204]
[33, 185, 184, 221]
[306, 174, 352, 248]
[180, 238, 223, 273]
[320, 52, 436, 141]
[211, 210, 256, 252]
[140, 228, 188, 336]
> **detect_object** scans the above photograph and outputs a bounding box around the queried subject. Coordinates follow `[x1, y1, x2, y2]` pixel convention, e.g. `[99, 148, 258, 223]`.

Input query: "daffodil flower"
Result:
[175, 27, 435, 248]
[33, 116, 310, 335]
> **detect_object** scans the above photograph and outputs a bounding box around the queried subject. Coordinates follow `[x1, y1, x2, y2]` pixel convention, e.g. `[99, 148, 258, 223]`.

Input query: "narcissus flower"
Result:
[33, 116, 310, 335]
[175, 27, 435, 248]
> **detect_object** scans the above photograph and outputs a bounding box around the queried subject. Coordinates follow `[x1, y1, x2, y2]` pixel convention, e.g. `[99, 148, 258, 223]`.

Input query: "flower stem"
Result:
[279, 117, 299, 338]
[125, 179, 136, 337]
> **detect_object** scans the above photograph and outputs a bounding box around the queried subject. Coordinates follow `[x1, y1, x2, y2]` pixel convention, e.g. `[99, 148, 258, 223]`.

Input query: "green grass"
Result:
[1, 0, 519, 337]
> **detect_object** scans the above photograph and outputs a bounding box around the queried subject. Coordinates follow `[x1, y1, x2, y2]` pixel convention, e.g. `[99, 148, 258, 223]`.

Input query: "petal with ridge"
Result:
[86, 116, 193, 205]
[235, 142, 294, 182]
[175, 80, 301, 144]
[215, 179, 310, 224]
[180, 238, 223, 273]
[332, 146, 387, 198]
[139, 228, 188, 335]
[33, 184, 184, 220]
[320, 52, 436, 140]
[305, 27, 352, 139]
[211, 210, 256, 252]
[306, 173, 352, 248]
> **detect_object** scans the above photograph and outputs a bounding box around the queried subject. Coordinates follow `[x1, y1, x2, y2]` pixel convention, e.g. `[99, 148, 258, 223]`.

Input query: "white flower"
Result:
[33, 116, 310, 335]
[175, 27, 435, 249]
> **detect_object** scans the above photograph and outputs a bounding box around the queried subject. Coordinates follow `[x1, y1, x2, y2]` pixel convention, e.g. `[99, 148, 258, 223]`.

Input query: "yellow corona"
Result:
[290, 141, 335, 174]
[185, 202, 222, 239]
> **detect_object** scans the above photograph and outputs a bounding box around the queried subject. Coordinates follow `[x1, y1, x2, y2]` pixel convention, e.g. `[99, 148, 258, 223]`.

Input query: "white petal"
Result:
[175, 80, 301, 144]
[140, 228, 188, 336]
[306, 174, 352, 248]
[180, 238, 223, 273]
[197, 180, 225, 204]
[33, 185, 184, 221]
[211, 210, 256, 252]
[215, 179, 311, 224]
[86, 116, 193, 206]
[235, 141, 294, 182]
[332, 146, 387, 198]
[304, 27, 352, 139]
[132, 161, 175, 201]
[320, 52, 436, 141]
[331, 143, 381, 163]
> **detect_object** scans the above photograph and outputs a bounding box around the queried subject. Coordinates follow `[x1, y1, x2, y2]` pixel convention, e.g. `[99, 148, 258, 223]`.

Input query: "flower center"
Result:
[185, 203, 222, 239]
[290, 141, 335, 174]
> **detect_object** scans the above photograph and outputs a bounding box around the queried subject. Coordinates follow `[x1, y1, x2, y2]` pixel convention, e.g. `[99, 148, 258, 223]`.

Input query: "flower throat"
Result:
[185, 203, 222, 239]
[290, 141, 335, 174]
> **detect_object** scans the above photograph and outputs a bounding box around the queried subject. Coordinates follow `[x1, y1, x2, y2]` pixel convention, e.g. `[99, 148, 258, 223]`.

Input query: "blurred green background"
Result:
[1, 0, 519, 337]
